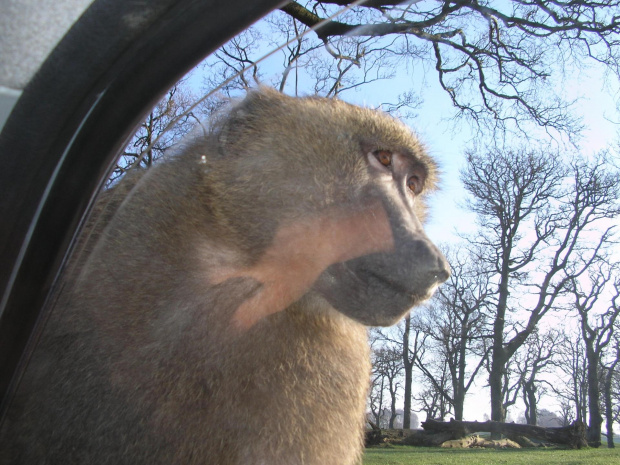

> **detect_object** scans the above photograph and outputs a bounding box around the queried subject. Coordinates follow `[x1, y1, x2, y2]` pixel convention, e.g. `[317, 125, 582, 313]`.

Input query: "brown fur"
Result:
[0, 88, 449, 464]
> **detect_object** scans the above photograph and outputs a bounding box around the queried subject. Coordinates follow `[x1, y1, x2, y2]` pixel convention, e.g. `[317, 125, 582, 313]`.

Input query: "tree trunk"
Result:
[453, 390, 464, 422]
[453, 333, 469, 422]
[402, 369, 412, 429]
[524, 380, 538, 425]
[389, 392, 397, 429]
[375, 377, 384, 427]
[422, 419, 588, 449]
[586, 347, 602, 447]
[605, 405, 615, 448]
[603, 366, 616, 448]
[402, 315, 413, 429]
[578, 377, 588, 424]
[489, 352, 506, 437]
[490, 265, 510, 433]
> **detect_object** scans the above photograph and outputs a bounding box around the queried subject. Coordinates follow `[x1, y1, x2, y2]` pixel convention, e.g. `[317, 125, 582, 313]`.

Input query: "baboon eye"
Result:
[407, 174, 423, 195]
[374, 150, 392, 167]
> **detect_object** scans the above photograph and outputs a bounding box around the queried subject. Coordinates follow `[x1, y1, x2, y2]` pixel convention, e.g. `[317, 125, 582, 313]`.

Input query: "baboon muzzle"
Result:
[314, 201, 450, 326]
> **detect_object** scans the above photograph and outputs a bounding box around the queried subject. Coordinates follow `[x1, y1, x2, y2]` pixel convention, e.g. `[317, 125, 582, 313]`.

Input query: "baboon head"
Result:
[194, 88, 450, 328]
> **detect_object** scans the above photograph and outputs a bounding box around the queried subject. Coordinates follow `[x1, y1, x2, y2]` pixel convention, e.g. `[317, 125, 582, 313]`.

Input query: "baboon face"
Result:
[312, 153, 449, 326]
[311, 141, 449, 326]
[207, 90, 450, 328]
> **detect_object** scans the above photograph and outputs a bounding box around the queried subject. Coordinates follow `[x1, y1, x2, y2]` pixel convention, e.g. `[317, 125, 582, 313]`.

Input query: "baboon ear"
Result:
[216, 87, 285, 154]
[235, 87, 285, 116]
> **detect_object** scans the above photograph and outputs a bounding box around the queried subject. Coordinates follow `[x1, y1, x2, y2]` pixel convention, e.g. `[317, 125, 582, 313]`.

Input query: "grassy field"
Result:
[363, 445, 620, 465]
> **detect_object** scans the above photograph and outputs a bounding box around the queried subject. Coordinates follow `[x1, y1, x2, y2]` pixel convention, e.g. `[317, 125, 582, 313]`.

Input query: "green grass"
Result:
[363, 445, 620, 465]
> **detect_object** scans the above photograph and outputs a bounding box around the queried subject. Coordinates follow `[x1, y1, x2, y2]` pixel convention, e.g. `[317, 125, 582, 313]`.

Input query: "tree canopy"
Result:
[276, 1, 620, 134]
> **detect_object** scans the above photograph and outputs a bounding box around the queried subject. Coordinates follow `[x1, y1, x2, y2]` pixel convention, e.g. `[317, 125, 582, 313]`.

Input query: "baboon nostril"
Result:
[434, 267, 451, 283]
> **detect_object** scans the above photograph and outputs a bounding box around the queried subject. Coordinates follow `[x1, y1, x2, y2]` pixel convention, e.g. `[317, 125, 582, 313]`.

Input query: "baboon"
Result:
[0, 88, 449, 464]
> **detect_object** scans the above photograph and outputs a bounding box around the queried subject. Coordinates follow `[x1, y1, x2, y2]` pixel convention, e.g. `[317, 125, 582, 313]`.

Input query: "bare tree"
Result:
[498, 356, 521, 422]
[368, 372, 386, 428]
[413, 245, 491, 420]
[375, 312, 459, 428]
[374, 315, 421, 429]
[109, 83, 202, 185]
[516, 329, 561, 425]
[412, 362, 453, 422]
[201, 11, 399, 105]
[372, 346, 404, 428]
[558, 400, 577, 427]
[461, 148, 620, 429]
[552, 331, 589, 425]
[368, 332, 387, 427]
[568, 261, 620, 446]
[279, 1, 620, 135]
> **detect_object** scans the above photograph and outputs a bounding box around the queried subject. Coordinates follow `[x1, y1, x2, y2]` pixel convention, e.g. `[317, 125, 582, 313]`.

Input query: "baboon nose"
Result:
[434, 245, 452, 283]
[427, 252, 451, 284]
[433, 266, 451, 283]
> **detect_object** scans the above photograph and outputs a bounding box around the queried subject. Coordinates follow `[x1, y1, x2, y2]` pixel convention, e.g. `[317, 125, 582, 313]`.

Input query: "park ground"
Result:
[363, 445, 620, 465]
